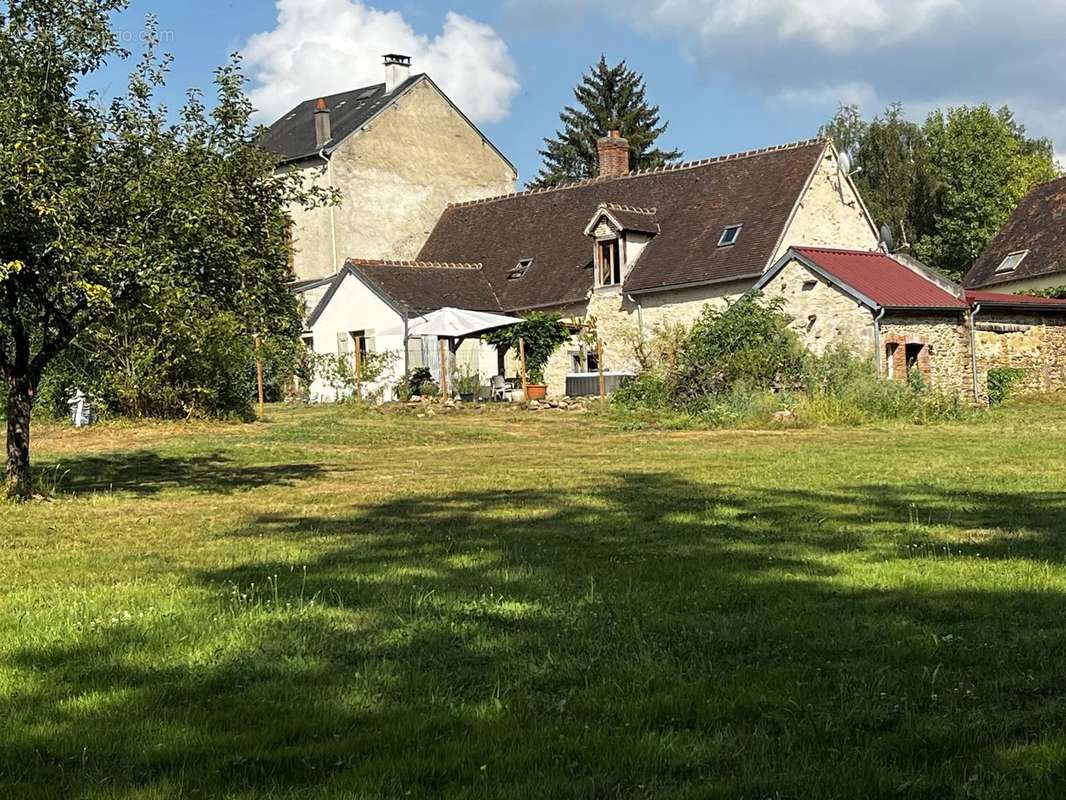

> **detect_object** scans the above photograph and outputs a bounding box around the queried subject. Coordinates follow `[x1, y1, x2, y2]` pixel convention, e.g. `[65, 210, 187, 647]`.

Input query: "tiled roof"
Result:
[260, 78, 422, 163]
[791, 248, 968, 309]
[966, 289, 1066, 308]
[347, 260, 501, 315]
[964, 176, 1066, 289]
[418, 139, 830, 309]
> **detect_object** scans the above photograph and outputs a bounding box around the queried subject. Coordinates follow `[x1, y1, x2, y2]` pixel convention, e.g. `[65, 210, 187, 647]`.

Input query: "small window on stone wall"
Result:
[802, 280, 818, 291]
[905, 343, 924, 372]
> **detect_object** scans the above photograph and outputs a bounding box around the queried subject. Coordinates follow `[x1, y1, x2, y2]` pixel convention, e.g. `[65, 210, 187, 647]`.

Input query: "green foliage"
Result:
[821, 102, 1060, 279]
[1024, 286, 1066, 300]
[987, 367, 1028, 406]
[917, 105, 1059, 277]
[0, 3, 335, 494]
[677, 294, 806, 401]
[532, 56, 681, 188]
[615, 324, 972, 429]
[313, 350, 399, 404]
[406, 368, 434, 397]
[482, 313, 571, 385]
[455, 369, 482, 398]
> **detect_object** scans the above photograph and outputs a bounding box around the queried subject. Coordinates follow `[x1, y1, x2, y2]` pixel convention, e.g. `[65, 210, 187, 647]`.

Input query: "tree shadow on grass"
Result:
[33, 450, 326, 497]
[6, 472, 1066, 797]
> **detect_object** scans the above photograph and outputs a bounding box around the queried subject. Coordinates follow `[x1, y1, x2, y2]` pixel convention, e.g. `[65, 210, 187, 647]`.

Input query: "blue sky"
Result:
[92, 0, 1066, 185]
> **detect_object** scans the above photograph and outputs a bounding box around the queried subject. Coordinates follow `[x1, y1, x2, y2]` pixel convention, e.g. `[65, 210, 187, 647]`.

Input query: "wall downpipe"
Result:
[872, 307, 886, 376]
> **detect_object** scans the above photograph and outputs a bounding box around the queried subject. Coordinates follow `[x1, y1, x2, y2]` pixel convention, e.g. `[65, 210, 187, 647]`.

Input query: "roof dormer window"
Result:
[718, 225, 743, 247]
[508, 257, 533, 280]
[597, 239, 622, 287]
[995, 249, 1029, 274]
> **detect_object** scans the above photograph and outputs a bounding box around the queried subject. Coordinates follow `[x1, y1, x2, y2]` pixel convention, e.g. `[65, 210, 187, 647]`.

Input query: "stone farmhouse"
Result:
[262, 55, 517, 282]
[964, 176, 1066, 294]
[295, 124, 1066, 404]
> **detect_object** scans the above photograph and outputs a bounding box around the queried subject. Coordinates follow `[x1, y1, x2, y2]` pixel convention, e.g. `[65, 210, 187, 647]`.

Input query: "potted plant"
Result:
[456, 369, 481, 403]
[483, 312, 571, 402]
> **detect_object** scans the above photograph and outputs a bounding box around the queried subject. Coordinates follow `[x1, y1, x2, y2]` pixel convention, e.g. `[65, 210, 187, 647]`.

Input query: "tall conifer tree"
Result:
[532, 56, 680, 188]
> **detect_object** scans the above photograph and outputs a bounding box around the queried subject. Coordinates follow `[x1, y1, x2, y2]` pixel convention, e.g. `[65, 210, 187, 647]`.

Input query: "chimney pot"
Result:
[384, 53, 412, 93]
[314, 98, 331, 148]
[597, 131, 630, 179]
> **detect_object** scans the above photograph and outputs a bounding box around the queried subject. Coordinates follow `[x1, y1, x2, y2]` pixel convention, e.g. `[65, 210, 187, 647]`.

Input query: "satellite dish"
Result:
[879, 223, 895, 252]
[838, 151, 852, 176]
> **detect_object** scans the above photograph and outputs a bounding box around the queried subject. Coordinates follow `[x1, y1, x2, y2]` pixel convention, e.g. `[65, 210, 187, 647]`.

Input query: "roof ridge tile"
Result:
[348, 258, 483, 270]
[446, 137, 829, 210]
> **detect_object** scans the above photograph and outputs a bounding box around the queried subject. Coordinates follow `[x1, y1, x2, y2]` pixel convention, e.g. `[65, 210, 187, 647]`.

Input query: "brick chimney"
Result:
[597, 130, 630, 178]
[384, 53, 412, 93]
[314, 98, 331, 148]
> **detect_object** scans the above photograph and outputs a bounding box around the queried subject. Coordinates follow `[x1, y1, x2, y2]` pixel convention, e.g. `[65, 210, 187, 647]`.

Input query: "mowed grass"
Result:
[4, 400, 1066, 799]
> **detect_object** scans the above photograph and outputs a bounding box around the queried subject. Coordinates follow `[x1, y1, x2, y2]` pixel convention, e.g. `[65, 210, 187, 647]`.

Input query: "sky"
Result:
[92, 0, 1066, 185]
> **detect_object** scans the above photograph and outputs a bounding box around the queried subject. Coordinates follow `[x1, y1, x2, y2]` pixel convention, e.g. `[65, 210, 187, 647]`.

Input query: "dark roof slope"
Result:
[417, 139, 829, 309]
[964, 176, 1066, 289]
[347, 260, 501, 315]
[786, 248, 967, 309]
[261, 77, 422, 163]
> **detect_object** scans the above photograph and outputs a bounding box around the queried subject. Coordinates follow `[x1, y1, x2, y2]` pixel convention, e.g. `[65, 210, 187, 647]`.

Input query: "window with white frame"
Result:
[995, 250, 1029, 274]
[718, 224, 743, 247]
[508, 257, 533, 280]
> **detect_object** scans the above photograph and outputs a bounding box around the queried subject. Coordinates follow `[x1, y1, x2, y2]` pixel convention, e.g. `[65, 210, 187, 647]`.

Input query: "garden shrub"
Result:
[611, 299, 974, 429]
[482, 312, 571, 384]
[987, 367, 1027, 406]
[676, 294, 806, 401]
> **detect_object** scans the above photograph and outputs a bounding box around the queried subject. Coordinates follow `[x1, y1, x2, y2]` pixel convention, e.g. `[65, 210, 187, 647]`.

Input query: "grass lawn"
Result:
[4, 400, 1066, 798]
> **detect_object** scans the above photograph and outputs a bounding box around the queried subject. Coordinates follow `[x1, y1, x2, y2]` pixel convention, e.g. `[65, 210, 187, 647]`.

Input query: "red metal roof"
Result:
[965, 289, 1066, 307]
[794, 248, 968, 309]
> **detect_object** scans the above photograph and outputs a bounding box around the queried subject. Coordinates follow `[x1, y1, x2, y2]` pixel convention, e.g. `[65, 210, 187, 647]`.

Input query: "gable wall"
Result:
[776, 148, 879, 260]
[307, 272, 407, 401]
[758, 258, 875, 356]
[286, 80, 517, 281]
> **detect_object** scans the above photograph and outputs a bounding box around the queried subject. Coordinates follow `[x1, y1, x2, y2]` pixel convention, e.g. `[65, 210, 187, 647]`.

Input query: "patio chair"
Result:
[490, 375, 513, 402]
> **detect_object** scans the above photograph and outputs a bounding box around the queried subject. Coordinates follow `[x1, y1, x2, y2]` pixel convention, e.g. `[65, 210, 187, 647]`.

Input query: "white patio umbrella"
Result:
[405, 307, 523, 398]
[406, 307, 523, 339]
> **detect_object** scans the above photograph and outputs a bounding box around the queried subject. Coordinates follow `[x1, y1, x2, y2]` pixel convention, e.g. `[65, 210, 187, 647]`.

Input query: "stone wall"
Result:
[880, 314, 974, 399]
[286, 80, 517, 281]
[975, 313, 1066, 396]
[759, 258, 876, 356]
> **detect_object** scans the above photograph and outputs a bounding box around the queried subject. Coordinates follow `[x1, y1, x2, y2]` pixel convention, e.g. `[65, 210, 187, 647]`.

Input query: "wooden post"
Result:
[439, 338, 449, 399]
[597, 338, 606, 401]
[254, 333, 265, 418]
[519, 337, 528, 393]
[353, 336, 363, 401]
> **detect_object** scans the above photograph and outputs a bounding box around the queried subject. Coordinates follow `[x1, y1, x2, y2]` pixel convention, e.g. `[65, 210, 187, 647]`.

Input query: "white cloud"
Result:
[242, 0, 520, 124]
[548, 0, 1066, 153]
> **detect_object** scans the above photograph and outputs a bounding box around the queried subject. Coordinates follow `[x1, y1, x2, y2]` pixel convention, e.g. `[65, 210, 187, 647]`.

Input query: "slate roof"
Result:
[596, 204, 660, 235]
[784, 248, 968, 310]
[346, 260, 501, 316]
[417, 139, 831, 310]
[964, 176, 1066, 289]
[260, 78, 423, 164]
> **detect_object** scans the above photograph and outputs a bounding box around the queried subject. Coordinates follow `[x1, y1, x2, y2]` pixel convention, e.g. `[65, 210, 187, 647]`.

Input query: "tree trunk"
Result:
[5, 378, 33, 501]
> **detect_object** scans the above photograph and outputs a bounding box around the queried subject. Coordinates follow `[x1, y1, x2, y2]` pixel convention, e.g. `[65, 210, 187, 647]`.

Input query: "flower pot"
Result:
[526, 384, 548, 401]
[459, 392, 475, 403]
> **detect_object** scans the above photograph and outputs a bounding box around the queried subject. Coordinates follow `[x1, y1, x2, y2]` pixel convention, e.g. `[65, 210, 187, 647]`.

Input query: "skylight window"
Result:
[508, 258, 533, 280]
[718, 225, 743, 247]
[995, 250, 1029, 274]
